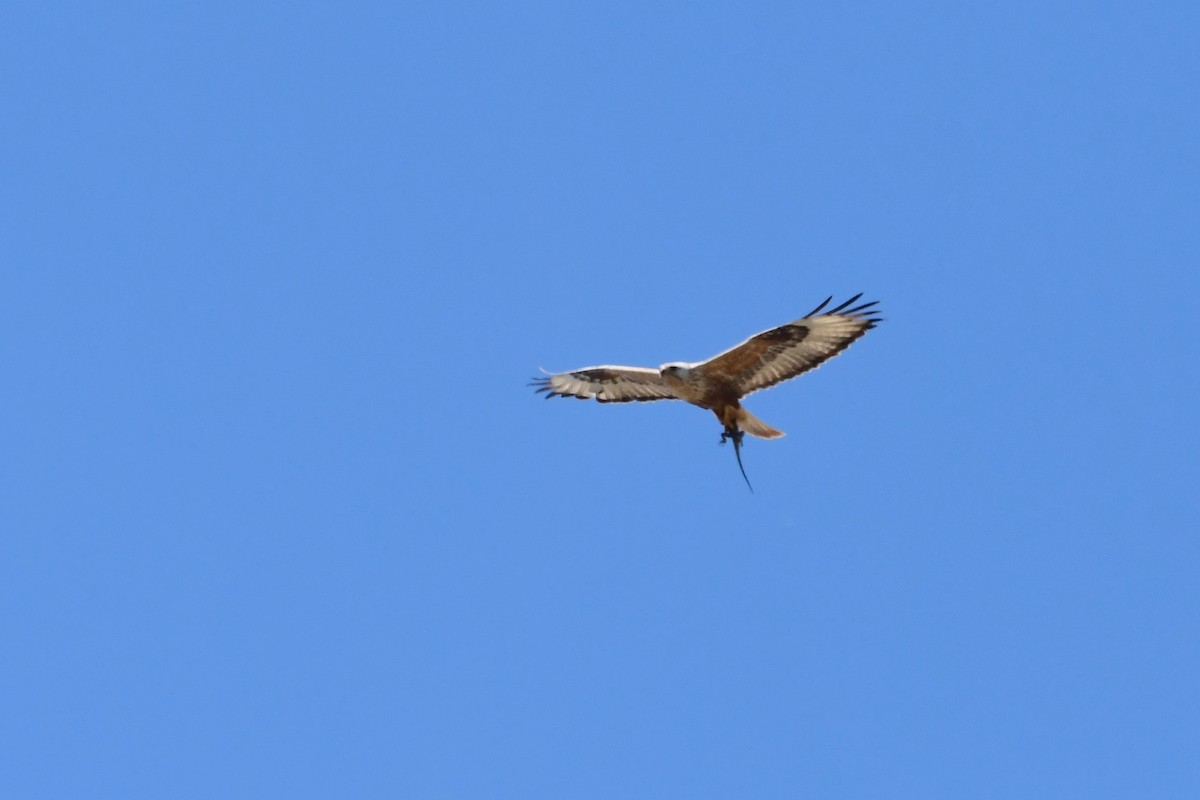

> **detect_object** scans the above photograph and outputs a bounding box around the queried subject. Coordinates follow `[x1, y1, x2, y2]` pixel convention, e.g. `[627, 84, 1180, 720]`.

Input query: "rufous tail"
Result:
[737, 408, 785, 440]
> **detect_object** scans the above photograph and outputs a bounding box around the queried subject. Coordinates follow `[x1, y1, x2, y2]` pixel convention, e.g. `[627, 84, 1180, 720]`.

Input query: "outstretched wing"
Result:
[530, 365, 679, 403]
[696, 294, 881, 397]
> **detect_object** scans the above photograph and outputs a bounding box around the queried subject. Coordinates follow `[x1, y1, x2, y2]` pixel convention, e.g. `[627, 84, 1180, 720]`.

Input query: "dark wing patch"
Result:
[696, 294, 881, 397]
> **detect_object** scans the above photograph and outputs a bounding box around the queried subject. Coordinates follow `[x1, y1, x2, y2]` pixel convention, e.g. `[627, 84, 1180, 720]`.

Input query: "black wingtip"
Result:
[808, 294, 883, 323]
[529, 375, 559, 398]
[845, 299, 880, 314]
[804, 295, 833, 318]
[829, 293, 865, 314]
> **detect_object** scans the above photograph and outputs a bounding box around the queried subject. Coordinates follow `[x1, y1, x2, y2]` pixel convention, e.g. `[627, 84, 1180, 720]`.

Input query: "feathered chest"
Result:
[664, 368, 740, 408]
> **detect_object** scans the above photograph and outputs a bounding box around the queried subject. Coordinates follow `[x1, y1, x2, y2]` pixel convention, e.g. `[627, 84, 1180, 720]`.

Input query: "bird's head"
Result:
[659, 362, 692, 381]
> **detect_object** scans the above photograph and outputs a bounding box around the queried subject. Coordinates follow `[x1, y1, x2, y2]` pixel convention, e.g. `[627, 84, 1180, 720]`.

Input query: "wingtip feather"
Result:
[829, 293, 865, 314]
[804, 295, 833, 317]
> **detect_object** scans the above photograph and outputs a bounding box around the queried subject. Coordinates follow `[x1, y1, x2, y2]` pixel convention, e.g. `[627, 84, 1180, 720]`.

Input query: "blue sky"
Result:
[3, 2, 1198, 797]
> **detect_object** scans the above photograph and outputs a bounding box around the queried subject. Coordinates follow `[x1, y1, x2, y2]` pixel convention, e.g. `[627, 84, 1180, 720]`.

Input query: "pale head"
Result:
[658, 362, 693, 382]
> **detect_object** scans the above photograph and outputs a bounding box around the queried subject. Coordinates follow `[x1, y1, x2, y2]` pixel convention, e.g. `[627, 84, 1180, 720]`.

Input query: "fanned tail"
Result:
[737, 408, 785, 440]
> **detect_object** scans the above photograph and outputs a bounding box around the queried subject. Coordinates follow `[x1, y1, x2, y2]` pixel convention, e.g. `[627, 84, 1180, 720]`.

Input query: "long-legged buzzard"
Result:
[531, 294, 881, 490]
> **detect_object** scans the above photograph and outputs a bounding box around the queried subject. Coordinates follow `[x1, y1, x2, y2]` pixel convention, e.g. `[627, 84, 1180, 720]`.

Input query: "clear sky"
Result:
[3, 2, 1198, 797]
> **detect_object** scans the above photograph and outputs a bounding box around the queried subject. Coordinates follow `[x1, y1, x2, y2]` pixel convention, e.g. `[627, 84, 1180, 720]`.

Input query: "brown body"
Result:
[660, 370, 781, 438]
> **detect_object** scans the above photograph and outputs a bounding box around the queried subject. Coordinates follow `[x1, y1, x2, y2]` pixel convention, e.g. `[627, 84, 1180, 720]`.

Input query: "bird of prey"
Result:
[531, 294, 881, 491]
